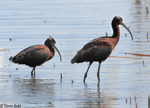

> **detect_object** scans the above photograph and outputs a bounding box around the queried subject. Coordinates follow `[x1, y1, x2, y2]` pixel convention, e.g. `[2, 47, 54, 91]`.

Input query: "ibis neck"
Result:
[112, 25, 120, 37]
[45, 44, 55, 53]
[112, 24, 120, 44]
[45, 45, 55, 61]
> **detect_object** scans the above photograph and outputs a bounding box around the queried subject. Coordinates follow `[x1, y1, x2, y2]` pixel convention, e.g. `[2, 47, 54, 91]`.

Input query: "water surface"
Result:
[0, 0, 150, 108]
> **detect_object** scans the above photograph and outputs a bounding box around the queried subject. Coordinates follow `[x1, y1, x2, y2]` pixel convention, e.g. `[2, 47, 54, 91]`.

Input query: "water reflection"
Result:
[135, 0, 141, 4]
[0, 0, 150, 107]
[13, 76, 55, 104]
[74, 83, 116, 108]
[128, 0, 150, 58]
[135, 0, 142, 15]
[131, 0, 150, 34]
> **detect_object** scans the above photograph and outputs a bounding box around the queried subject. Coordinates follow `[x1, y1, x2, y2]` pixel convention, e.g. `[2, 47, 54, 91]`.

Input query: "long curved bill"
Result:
[52, 44, 62, 62]
[121, 23, 133, 40]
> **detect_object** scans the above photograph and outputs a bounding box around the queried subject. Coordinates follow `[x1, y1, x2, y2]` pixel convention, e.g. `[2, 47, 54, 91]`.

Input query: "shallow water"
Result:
[0, 0, 150, 108]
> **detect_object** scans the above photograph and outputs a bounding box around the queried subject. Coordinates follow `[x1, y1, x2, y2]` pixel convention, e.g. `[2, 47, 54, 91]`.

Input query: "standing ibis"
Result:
[9, 36, 62, 76]
[71, 16, 133, 83]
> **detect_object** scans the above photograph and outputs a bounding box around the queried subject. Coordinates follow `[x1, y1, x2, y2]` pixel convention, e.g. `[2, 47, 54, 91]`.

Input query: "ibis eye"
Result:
[117, 20, 122, 24]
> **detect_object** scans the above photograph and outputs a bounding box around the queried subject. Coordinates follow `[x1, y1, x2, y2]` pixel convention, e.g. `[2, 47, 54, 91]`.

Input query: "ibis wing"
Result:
[82, 36, 110, 50]
[71, 38, 112, 63]
[12, 45, 50, 67]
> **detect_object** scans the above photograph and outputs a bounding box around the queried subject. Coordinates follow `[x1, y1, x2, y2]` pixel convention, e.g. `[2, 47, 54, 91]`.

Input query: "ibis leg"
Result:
[83, 61, 93, 83]
[31, 66, 36, 76]
[34, 67, 36, 75]
[97, 62, 101, 82]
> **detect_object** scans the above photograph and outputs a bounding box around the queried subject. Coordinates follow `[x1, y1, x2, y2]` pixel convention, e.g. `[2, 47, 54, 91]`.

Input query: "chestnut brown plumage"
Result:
[9, 36, 62, 75]
[71, 16, 133, 83]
